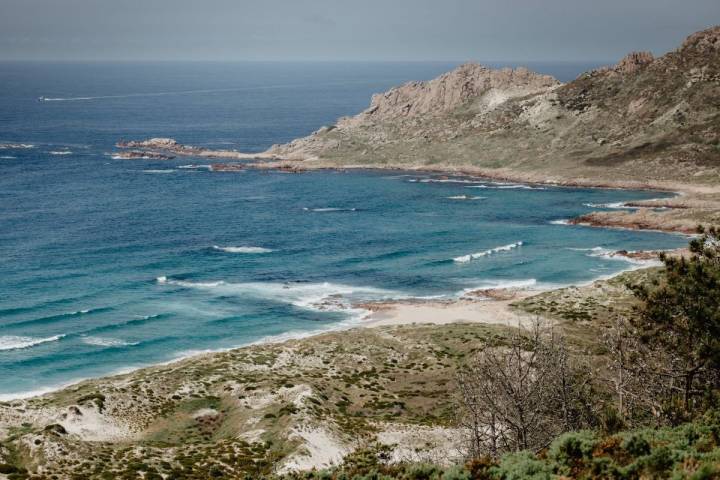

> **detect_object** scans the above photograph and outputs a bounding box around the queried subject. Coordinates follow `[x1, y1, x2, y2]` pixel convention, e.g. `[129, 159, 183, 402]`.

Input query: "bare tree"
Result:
[456, 319, 595, 458]
[604, 314, 720, 427]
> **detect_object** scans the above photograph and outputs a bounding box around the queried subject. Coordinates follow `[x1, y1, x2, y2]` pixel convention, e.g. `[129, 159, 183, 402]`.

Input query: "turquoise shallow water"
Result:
[0, 62, 687, 398]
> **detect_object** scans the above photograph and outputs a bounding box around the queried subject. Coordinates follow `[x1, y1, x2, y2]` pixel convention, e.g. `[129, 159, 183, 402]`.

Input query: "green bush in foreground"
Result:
[276, 413, 720, 480]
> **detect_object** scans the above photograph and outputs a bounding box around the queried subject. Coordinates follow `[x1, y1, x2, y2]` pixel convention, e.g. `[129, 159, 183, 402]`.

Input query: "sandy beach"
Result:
[360, 288, 537, 328]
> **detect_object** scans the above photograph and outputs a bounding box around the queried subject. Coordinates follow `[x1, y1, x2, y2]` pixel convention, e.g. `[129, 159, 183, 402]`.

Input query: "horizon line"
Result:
[0, 58, 615, 65]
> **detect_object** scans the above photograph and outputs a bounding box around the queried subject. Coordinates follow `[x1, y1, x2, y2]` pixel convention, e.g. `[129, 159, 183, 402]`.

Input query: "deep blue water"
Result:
[0, 62, 686, 398]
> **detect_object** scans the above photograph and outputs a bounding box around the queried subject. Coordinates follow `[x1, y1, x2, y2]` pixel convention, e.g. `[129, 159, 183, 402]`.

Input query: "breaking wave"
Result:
[49, 151, 73, 156]
[213, 245, 273, 254]
[0, 334, 65, 351]
[447, 195, 486, 200]
[156, 277, 403, 313]
[454, 241, 524, 263]
[0, 143, 34, 149]
[142, 169, 175, 174]
[303, 207, 357, 212]
[570, 246, 662, 266]
[80, 336, 139, 348]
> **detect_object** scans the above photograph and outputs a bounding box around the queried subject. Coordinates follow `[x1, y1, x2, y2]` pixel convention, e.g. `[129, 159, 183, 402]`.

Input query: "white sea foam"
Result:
[49, 151, 73, 156]
[453, 241, 524, 263]
[303, 207, 357, 212]
[570, 246, 663, 267]
[459, 278, 539, 296]
[142, 169, 175, 174]
[0, 334, 65, 351]
[157, 277, 403, 313]
[213, 245, 273, 254]
[583, 202, 633, 209]
[419, 178, 479, 184]
[466, 184, 546, 190]
[81, 336, 138, 347]
[0, 143, 34, 149]
[550, 219, 571, 225]
[447, 195, 486, 200]
[178, 164, 212, 170]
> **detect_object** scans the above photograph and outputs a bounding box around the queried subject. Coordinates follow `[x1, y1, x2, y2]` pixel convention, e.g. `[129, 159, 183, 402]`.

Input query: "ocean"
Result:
[0, 61, 687, 398]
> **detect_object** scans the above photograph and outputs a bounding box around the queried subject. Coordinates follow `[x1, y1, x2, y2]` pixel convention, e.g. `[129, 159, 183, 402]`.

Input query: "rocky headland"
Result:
[120, 26, 720, 233]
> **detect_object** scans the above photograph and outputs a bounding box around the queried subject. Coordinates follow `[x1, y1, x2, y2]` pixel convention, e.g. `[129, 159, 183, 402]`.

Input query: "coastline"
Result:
[0, 152, 692, 403]
[114, 138, 720, 235]
[0, 250, 675, 403]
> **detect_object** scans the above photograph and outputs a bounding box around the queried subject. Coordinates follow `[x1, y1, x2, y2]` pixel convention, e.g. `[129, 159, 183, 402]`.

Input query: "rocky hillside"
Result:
[269, 26, 720, 187]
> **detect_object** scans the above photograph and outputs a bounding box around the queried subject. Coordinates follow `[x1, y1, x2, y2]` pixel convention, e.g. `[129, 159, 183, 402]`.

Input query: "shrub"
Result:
[440, 465, 471, 480]
[548, 430, 598, 468]
[621, 432, 651, 457]
[491, 452, 553, 480]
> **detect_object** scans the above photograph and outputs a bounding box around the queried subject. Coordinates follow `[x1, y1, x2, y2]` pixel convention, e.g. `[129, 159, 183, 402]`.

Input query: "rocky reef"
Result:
[112, 150, 175, 160]
[116, 138, 276, 160]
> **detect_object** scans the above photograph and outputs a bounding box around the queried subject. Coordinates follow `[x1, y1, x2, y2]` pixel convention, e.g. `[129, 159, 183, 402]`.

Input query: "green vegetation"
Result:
[276, 414, 720, 479]
[1, 234, 720, 478]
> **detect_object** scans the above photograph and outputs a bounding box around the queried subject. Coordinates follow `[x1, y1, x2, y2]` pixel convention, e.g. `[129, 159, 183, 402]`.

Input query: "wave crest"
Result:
[213, 245, 273, 254]
[0, 334, 65, 351]
[303, 207, 357, 212]
[454, 241, 524, 263]
[447, 195, 486, 200]
[157, 278, 402, 313]
[81, 336, 138, 348]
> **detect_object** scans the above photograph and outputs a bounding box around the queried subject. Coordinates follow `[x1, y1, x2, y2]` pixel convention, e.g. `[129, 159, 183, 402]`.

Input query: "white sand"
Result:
[361, 291, 536, 329]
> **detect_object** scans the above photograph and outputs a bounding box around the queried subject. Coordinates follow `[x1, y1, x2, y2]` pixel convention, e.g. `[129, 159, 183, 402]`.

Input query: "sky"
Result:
[0, 0, 719, 62]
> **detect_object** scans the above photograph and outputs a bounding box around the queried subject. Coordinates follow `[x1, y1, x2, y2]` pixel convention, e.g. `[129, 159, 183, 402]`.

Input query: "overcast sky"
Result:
[1, 0, 718, 62]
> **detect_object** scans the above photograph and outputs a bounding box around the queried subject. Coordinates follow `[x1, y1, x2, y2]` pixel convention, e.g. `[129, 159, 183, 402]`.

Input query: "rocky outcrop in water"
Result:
[116, 138, 274, 160]
[112, 150, 175, 160]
